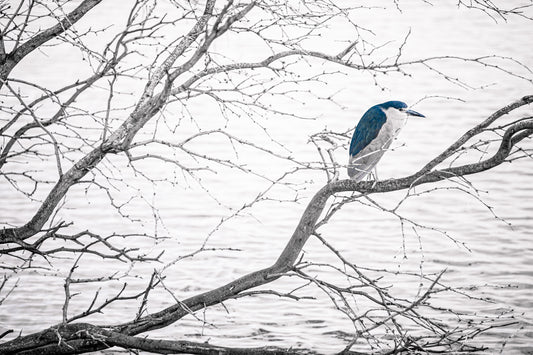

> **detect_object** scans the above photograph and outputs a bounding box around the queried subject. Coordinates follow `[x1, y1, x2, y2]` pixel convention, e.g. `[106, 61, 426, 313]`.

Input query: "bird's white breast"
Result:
[366, 107, 407, 151]
[382, 107, 408, 139]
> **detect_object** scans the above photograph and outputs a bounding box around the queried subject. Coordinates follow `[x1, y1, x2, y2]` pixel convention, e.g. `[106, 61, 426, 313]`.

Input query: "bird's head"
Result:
[378, 100, 425, 118]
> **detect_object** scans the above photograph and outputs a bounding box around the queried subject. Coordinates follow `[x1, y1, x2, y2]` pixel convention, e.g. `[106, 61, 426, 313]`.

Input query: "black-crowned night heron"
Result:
[348, 101, 425, 181]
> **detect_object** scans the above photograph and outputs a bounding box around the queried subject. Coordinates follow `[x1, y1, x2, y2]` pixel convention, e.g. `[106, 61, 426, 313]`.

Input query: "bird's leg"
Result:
[371, 167, 379, 188]
[330, 169, 339, 183]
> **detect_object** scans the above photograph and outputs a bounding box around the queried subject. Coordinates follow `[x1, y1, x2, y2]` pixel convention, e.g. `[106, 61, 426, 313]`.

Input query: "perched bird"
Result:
[348, 101, 425, 181]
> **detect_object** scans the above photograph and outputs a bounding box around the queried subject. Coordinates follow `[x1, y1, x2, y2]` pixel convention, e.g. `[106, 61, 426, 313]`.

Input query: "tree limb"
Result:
[0, 0, 103, 87]
[2, 96, 531, 354]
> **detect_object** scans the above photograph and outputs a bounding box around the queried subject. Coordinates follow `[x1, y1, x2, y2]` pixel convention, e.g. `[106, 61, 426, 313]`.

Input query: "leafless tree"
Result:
[1, 0, 532, 354]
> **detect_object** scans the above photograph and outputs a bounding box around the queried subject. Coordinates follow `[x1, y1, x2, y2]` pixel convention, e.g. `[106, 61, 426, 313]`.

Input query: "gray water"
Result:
[1, 1, 532, 354]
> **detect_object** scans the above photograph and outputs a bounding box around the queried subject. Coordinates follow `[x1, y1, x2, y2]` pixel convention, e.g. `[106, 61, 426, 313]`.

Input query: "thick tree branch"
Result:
[0, 0, 102, 87]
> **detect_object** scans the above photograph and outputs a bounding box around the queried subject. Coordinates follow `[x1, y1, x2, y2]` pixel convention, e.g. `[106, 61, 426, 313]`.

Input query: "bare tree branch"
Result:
[0, 0, 103, 87]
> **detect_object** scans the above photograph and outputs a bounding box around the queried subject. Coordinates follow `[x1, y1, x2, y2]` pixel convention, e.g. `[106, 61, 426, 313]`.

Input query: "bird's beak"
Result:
[406, 109, 425, 118]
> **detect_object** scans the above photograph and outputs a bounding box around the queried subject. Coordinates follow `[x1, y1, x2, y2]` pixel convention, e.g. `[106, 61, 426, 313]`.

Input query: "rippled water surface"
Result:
[1, 1, 532, 354]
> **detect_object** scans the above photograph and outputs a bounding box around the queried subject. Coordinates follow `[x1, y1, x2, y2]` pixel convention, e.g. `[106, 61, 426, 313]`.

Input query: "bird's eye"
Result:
[399, 107, 406, 112]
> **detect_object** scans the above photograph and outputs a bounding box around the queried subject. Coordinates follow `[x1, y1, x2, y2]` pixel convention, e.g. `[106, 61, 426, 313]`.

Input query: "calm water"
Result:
[1, 1, 532, 354]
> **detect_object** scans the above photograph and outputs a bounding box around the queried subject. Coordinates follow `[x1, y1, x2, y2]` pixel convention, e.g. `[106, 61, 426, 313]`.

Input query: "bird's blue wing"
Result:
[349, 106, 387, 157]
